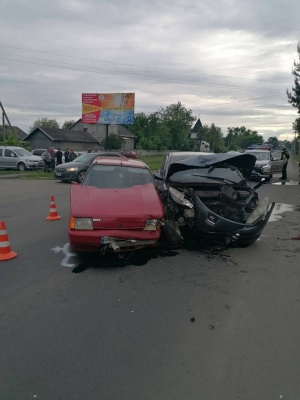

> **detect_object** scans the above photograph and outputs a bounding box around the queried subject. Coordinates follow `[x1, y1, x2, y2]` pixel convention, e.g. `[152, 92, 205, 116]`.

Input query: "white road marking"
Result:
[51, 243, 81, 268]
[268, 203, 296, 222]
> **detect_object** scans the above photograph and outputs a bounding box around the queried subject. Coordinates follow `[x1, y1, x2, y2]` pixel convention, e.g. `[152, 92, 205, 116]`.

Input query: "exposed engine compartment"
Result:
[165, 183, 258, 227]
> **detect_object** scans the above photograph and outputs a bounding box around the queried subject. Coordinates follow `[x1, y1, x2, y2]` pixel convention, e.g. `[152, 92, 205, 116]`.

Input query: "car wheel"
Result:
[77, 170, 86, 183]
[18, 162, 26, 171]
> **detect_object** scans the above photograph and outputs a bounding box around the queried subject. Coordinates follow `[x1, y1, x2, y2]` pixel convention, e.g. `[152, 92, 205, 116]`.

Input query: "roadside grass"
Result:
[0, 169, 54, 179]
[139, 154, 164, 171]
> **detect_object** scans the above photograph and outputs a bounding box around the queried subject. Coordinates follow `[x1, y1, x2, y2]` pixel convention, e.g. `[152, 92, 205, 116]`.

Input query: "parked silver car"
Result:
[244, 149, 285, 181]
[0, 146, 41, 171]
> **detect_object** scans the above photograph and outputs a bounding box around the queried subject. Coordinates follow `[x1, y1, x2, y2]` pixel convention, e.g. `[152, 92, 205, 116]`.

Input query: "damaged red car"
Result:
[68, 155, 163, 253]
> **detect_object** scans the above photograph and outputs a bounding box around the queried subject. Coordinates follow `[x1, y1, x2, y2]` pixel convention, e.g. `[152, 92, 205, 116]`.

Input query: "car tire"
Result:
[17, 162, 26, 171]
[77, 170, 86, 183]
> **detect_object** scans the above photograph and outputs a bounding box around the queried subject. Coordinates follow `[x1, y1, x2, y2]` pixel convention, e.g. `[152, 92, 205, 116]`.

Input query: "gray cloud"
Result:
[0, 0, 299, 138]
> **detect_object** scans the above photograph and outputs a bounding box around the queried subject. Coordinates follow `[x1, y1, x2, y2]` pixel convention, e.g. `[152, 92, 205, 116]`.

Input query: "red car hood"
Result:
[70, 183, 163, 224]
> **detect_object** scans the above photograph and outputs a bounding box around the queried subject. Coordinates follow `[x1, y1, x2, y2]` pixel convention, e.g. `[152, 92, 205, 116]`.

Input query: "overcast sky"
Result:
[1, 0, 299, 141]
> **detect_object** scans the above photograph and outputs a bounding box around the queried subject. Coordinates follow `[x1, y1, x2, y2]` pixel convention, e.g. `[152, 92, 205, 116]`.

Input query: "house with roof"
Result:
[24, 127, 101, 151]
[68, 119, 135, 150]
[0, 126, 27, 141]
[190, 118, 203, 139]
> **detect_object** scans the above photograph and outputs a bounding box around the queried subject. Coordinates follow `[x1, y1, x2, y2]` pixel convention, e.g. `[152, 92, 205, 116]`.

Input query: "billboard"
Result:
[82, 93, 135, 124]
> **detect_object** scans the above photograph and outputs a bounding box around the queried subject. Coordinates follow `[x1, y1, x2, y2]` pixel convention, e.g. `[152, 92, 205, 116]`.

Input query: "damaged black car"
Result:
[154, 152, 275, 248]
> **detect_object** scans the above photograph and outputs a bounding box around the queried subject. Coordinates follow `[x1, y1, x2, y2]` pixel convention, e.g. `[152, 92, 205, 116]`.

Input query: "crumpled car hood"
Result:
[169, 167, 246, 185]
[71, 183, 163, 221]
[167, 153, 256, 179]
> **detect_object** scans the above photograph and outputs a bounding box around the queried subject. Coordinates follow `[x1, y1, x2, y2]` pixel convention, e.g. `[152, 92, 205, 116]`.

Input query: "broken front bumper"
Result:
[68, 229, 160, 253]
[194, 195, 275, 245]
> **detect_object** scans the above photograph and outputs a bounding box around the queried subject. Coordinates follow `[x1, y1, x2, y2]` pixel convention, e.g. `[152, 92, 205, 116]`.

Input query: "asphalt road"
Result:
[0, 160, 300, 400]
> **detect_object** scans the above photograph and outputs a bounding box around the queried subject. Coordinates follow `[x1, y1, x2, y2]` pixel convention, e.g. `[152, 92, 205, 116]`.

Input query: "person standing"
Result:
[64, 148, 70, 163]
[279, 147, 290, 180]
[49, 147, 56, 160]
[56, 148, 63, 165]
[42, 148, 52, 172]
[69, 149, 77, 162]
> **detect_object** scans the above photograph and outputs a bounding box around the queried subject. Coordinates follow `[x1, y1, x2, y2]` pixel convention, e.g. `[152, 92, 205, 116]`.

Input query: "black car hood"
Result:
[167, 153, 256, 179]
[169, 167, 246, 185]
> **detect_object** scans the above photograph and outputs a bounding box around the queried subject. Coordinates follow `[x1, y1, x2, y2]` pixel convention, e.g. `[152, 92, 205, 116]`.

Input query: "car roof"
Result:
[92, 156, 148, 169]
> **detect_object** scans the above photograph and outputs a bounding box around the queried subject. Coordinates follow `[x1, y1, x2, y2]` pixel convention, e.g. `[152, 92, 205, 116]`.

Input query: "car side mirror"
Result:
[153, 172, 163, 181]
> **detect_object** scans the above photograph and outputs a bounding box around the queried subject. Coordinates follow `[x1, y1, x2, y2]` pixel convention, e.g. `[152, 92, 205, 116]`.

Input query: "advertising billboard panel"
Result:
[82, 93, 135, 124]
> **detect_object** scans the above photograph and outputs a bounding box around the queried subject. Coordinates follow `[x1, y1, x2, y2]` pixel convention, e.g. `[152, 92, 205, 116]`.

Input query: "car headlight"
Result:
[69, 216, 93, 230]
[66, 167, 78, 172]
[262, 164, 270, 170]
[144, 219, 161, 231]
[169, 187, 193, 208]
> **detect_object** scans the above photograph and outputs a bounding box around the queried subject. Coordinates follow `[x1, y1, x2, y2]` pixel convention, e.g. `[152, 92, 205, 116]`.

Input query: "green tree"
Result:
[29, 118, 60, 132]
[127, 111, 172, 150]
[158, 102, 195, 150]
[0, 129, 30, 149]
[199, 123, 226, 153]
[287, 42, 300, 135]
[126, 113, 148, 149]
[225, 126, 263, 150]
[62, 119, 76, 129]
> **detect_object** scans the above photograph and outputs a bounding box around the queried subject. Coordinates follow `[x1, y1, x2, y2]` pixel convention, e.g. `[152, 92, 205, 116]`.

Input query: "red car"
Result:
[68, 155, 163, 253]
[120, 151, 138, 159]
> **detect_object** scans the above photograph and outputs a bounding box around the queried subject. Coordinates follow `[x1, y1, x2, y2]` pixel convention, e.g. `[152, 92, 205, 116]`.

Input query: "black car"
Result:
[54, 152, 122, 183]
[155, 152, 275, 248]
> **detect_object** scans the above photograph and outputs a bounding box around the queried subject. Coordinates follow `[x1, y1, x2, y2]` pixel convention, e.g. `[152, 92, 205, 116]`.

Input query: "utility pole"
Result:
[0, 102, 12, 141]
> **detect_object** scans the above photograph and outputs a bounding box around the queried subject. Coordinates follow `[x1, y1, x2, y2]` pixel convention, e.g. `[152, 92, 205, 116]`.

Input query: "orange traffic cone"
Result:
[0, 221, 17, 261]
[46, 195, 62, 221]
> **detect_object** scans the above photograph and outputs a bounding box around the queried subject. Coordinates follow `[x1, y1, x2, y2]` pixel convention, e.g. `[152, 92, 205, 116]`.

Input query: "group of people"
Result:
[42, 147, 78, 172]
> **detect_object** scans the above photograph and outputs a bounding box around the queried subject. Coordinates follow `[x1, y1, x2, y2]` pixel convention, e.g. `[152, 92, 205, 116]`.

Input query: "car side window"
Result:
[5, 149, 16, 157]
[0, 149, 2, 156]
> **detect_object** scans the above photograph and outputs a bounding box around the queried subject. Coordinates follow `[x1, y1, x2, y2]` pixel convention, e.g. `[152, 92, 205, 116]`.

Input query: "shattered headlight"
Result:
[144, 219, 161, 231]
[169, 187, 193, 208]
[69, 216, 93, 230]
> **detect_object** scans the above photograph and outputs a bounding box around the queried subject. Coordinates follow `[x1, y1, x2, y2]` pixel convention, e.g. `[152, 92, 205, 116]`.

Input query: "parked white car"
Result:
[0, 146, 41, 171]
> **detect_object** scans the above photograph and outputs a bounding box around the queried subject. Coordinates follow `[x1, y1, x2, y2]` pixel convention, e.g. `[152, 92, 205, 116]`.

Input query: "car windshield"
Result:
[73, 153, 97, 163]
[83, 165, 155, 189]
[13, 148, 33, 157]
[246, 151, 270, 161]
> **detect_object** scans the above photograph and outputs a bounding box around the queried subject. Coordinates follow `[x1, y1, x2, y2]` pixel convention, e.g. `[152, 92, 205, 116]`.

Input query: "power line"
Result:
[0, 51, 283, 93]
[0, 43, 289, 84]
